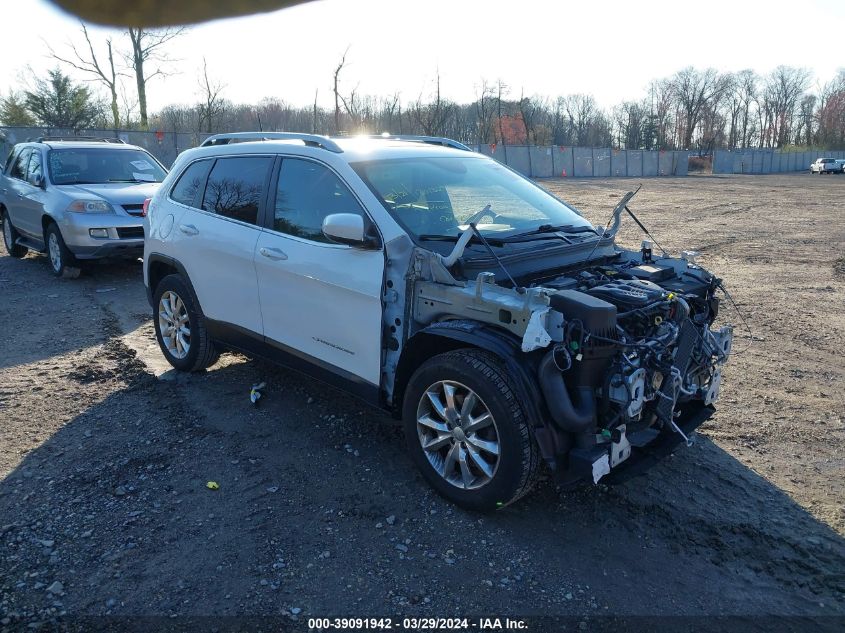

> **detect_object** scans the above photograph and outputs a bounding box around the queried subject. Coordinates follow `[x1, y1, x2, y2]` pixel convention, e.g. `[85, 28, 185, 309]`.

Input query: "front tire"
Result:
[153, 274, 219, 372]
[45, 223, 80, 278]
[1, 209, 27, 258]
[402, 349, 540, 511]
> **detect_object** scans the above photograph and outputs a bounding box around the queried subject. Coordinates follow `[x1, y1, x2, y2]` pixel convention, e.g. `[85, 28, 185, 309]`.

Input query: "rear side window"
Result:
[9, 148, 32, 180]
[273, 158, 365, 242]
[170, 159, 211, 208]
[201, 156, 272, 225]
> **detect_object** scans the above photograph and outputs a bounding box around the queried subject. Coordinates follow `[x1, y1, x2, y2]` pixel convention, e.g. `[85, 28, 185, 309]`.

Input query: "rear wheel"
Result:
[1, 209, 27, 258]
[153, 274, 219, 372]
[402, 349, 540, 511]
[45, 223, 80, 278]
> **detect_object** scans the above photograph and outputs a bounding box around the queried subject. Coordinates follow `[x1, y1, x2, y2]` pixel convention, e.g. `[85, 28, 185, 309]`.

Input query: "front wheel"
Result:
[45, 223, 80, 278]
[153, 274, 219, 372]
[2, 209, 27, 258]
[402, 349, 540, 511]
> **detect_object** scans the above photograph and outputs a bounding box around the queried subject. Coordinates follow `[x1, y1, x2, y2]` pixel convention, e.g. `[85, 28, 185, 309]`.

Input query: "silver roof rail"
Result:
[355, 134, 472, 152]
[34, 136, 126, 144]
[200, 132, 343, 153]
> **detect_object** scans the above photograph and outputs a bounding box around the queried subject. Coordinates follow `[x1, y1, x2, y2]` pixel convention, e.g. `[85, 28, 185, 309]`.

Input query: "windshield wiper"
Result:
[107, 178, 159, 183]
[418, 233, 505, 246]
[499, 224, 599, 242]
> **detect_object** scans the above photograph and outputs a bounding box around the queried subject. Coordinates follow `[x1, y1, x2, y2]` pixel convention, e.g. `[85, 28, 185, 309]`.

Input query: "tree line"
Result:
[1, 23, 843, 152]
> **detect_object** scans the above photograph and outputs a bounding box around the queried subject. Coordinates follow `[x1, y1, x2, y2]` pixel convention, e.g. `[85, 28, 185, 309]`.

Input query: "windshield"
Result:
[47, 148, 167, 185]
[351, 156, 593, 239]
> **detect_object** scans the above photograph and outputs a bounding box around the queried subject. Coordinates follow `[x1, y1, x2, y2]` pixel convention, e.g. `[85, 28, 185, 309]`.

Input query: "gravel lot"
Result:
[1, 173, 843, 631]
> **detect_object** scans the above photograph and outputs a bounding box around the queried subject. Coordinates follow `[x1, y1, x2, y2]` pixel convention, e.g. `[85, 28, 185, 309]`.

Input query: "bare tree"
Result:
[48, 23, 123, 128]
[564, 94, 600, 146]
[670, 67, 729, 149]
[196, 57, 225, 133]
[762, 66, 811, 147]
[816, 70, 845, 148]
[518, 91, 547, 144]
[410, 70, 453, 136]
[126, 26, 185, 129]
[495, 79, 509, 146]
[381, 92, 400, 134]
[474, 79, 496, 145]
[612, 100, 647, 149]
[332, 46, 350, 133]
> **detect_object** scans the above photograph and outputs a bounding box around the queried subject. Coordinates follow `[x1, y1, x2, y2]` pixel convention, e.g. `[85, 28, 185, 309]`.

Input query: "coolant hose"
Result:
[538, 350, 596, 433]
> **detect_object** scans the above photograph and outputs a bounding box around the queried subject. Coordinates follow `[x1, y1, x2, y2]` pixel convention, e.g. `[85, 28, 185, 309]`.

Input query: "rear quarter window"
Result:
[169, 159, 212, 208]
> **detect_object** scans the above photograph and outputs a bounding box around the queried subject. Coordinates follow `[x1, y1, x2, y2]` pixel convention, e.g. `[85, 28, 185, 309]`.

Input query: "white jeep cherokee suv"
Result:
[144, 132, 733, 510]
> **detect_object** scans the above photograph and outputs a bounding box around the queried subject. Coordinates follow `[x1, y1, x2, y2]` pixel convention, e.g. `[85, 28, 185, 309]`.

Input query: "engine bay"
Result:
[529, 249, 733, 468]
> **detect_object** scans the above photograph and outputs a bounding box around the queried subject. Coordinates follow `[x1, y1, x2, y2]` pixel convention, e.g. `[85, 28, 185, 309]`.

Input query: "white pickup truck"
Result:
[809, 157, 841, 174]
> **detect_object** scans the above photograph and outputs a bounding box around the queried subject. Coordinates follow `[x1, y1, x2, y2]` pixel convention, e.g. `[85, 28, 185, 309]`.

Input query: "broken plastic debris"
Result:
[206, 481, 219, 490]
[591, 454, 611, 484]
[250, 382, 266, 406]
[521, 308, 552, 352]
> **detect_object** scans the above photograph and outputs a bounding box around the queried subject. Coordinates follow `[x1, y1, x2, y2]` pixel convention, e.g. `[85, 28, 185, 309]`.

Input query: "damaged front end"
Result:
[405, 206, 733, 486]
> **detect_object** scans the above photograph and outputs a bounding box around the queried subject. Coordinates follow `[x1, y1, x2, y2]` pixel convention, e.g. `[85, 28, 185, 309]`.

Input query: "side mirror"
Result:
[322, 213, 379, 249]
[28, 173, 44, 188]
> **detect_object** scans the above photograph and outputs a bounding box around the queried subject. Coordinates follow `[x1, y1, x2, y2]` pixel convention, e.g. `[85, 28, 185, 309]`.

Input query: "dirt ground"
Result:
[1, 173, 843, 631]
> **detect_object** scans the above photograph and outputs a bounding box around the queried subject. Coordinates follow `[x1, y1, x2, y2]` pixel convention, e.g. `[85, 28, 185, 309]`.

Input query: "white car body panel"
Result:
[254, 229, 384, 385]
[172, 206, 264, 335]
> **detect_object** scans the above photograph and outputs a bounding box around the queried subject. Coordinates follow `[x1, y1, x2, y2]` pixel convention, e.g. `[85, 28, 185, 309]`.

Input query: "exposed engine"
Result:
[533, 252, 733, 480]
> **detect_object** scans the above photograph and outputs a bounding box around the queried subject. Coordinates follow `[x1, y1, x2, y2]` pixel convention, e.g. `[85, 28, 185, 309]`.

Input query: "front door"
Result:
[254, 157, 384, 389]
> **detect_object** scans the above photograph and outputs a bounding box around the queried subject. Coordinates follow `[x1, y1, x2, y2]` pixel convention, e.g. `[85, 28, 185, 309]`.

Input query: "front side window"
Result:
[27, 151, 42, 182]
[170, 159, 211, 208]
[351, 156, 592, 239]
[47, 148, 167, 185]
[201, 156, 272, 225]
[9, 148, 32, 180]
[273, 158, 365, 243]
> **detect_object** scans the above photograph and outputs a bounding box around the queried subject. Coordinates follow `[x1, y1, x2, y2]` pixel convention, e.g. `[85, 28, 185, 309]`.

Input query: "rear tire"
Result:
[45, 223, 80, 278]
[1, 209, 27, 258]
[153, 273, 219, 372]
[402, 349, 540, 512]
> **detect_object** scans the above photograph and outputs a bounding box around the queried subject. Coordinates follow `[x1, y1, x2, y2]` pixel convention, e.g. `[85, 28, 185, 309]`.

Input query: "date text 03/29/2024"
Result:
[307, 617, 528, 630]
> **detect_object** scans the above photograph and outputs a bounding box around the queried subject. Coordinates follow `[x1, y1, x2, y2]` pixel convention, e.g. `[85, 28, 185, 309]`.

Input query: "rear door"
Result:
[254, 156, 385, 389]
[170, 155, 273, 336]
[4, 148, 38, 238]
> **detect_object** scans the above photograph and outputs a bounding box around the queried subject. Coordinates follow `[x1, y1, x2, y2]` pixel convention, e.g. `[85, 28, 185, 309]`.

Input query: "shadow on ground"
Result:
[1, 351, 843, 630]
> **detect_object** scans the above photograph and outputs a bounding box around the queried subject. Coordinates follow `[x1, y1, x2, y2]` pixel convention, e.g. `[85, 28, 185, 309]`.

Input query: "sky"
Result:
[1, 0, 843, 114]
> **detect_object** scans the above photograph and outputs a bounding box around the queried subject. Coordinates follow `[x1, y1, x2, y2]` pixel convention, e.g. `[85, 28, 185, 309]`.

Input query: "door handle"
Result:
[259, 246, 288, 261]
[178, 224, 199, 236]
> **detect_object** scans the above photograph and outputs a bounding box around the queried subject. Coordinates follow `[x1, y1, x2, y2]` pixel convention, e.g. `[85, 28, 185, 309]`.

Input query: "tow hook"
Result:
[670, 419, 695, 447]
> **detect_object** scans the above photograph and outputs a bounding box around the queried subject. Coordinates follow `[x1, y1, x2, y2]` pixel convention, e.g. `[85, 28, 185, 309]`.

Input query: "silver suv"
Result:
[0, 137, 167, 277]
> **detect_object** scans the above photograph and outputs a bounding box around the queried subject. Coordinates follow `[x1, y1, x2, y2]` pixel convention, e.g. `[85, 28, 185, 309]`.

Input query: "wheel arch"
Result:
[145, 253, 202, 313]
[41, 214, 57, 235]
[393, 320, 548, 429]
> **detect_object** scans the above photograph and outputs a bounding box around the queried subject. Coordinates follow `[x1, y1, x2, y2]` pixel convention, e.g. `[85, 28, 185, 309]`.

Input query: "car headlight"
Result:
[66, 200, 115, 214]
